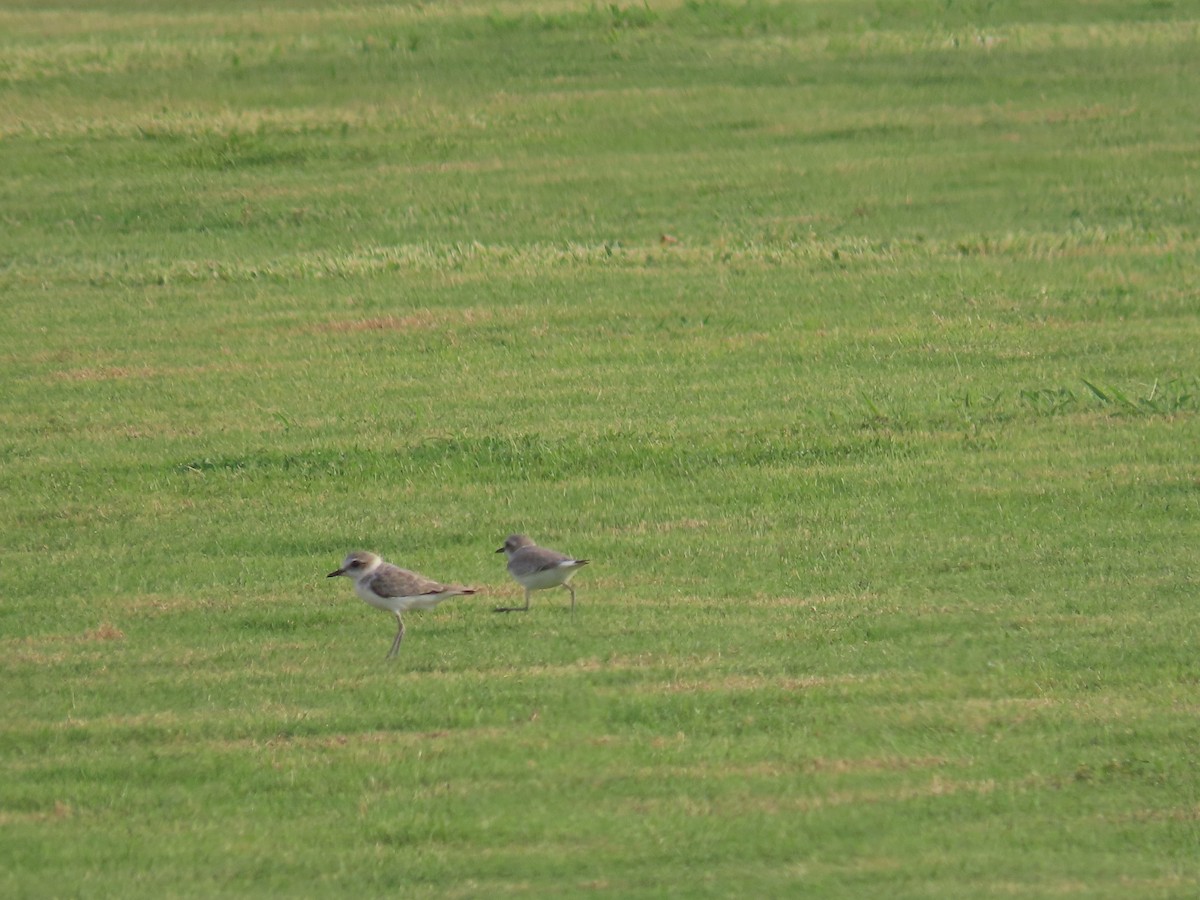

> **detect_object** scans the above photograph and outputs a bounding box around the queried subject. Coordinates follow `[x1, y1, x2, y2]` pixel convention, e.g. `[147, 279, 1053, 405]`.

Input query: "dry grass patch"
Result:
[1107, 805, 1200, 824]
[805, 755, 959, 775]
[633, 755, 958, 781]
[8, 645, 70, 666]
[729, 20, 1200, 61]
[433, 653, 700, 683]
[9, 230, 1192, 289]
[53, 365, 159, 382]
[647, 671, 872, 695]
[734, 592, 869, 610]
[258, 724, 521, 753]
[625, 775, 1004, 818]
[52, 362, 246, 383]
[0, 801, 74, 827]
[609, 517, 711, 535]
[125, 594, 222, 616]
[82, 622, 125, 642]
[319, 313, 446, 334]
[4, 623, 125, 664]
[311, 304, 506, 336]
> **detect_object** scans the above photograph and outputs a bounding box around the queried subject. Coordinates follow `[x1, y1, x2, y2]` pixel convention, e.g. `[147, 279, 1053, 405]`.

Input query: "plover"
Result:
[326, 551, 476, 658]
[495, 534, 589, 613]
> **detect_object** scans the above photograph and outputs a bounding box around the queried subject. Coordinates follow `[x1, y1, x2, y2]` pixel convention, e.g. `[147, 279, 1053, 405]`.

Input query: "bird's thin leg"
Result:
[494, 588, 532, 614]
[565, 583, 576, 614]
[386, 615, 405, 659]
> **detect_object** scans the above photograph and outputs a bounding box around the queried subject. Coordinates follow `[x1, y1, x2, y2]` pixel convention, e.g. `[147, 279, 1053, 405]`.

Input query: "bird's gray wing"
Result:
[510, 546, 580, 577]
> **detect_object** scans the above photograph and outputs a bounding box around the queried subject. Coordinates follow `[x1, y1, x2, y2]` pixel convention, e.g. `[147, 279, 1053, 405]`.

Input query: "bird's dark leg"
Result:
[386, 614, 405, 659]
[493, 589, 532, 614]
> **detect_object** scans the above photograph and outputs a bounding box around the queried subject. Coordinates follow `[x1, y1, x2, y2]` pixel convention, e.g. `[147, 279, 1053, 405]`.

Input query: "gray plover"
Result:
[494, 534, 589, 613]
[327, 551, 476, 658]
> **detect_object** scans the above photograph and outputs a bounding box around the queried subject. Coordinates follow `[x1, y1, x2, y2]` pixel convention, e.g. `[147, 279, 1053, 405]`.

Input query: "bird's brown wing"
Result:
[371, 564, 471, 598]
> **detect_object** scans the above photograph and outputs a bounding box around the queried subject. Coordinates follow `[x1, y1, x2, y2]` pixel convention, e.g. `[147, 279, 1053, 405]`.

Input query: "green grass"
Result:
[2, 0, 1199, 896]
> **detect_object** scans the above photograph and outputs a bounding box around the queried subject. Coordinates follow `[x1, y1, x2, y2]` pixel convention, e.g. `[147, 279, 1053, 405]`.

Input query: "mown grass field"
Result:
[2, 0, 1198, 895]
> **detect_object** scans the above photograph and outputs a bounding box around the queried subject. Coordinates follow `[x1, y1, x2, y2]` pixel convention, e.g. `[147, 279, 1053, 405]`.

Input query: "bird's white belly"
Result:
[403, 593, 456, 611]
[354, 581, 446, 613]
[516, 563, 579, 591]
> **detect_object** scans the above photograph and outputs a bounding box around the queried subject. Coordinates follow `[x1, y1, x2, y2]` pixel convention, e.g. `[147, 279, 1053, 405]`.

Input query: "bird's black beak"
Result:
[327, 568, 345, 578]
[495, 546, 504, 554]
